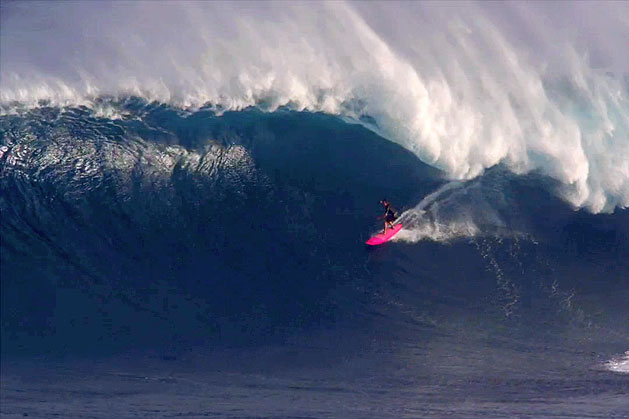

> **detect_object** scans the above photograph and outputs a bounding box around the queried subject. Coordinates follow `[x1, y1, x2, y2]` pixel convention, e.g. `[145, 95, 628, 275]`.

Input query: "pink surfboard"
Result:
[366, 224, 403, 246]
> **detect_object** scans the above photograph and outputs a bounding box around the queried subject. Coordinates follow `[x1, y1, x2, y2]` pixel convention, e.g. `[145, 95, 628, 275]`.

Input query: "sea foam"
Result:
[1, 1, 627, 212]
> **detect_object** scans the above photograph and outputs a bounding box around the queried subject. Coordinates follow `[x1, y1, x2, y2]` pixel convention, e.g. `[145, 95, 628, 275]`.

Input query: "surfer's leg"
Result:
[384, 216, 393, 233]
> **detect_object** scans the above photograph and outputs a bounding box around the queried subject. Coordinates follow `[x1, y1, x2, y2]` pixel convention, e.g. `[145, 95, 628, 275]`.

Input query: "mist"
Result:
[1, 1, 627, 212]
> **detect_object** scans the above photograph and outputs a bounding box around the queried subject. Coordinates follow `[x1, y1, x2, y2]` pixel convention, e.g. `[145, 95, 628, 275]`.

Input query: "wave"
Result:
[1, 104, 628, 374]
[2, 1, 628, 213]
[0, 106, 438, 346]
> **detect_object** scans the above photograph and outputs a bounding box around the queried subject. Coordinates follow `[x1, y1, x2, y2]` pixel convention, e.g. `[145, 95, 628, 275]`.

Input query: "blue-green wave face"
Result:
[0, 106, 438, 346]
[1, 103, 627, 350]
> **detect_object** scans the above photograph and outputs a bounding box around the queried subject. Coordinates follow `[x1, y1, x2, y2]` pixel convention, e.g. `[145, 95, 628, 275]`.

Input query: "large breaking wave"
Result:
[2, 4, 629, 416]
[2, 1, 628, 212]
[2, 102, 628, 351]
[0, 0, 627, 365]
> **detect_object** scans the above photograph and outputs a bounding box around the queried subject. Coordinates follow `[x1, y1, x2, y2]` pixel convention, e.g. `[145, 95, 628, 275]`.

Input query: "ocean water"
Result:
[1, 2, 628, 418]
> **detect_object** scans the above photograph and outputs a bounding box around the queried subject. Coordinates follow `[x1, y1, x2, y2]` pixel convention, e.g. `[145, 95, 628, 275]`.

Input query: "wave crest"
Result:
[2, 1, 628, 212]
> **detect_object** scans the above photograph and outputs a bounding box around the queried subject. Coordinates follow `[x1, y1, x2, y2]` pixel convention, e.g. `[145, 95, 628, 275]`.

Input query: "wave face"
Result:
[1, 103, 627, 342]
[2, 1, 628, 212]
[1, 104, 628, 416]
[0, 104, 439, 347]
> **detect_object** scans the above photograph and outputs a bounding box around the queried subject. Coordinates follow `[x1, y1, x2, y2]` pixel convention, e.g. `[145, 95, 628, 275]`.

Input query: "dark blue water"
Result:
[1, 102, 628, 417]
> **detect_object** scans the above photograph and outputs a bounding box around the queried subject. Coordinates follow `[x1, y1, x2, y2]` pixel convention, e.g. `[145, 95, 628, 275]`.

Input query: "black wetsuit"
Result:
[384, 204, 397, 223]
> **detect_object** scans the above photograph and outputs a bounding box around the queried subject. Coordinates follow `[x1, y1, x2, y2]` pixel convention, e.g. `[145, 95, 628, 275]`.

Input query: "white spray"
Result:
[1, 1, 627, 212]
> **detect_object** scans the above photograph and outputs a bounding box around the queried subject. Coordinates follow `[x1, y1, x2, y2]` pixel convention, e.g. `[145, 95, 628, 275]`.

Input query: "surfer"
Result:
[379, 199, 398, 234]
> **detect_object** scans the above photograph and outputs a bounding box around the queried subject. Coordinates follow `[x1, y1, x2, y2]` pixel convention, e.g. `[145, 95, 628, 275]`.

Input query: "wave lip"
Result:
[1, 2, 628, 213]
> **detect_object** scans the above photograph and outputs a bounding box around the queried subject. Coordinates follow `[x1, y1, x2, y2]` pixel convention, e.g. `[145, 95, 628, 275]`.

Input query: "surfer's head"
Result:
[380, 198, 388, 206]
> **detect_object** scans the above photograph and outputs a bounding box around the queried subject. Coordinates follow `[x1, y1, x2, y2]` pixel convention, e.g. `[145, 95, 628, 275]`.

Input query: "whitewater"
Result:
[1, 1, 628, 417]
[2, 1, 628, 213]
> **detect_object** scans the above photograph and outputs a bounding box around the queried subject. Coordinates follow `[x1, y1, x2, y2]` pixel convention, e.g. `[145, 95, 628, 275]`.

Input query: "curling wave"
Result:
[1, 1, 628, 212]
